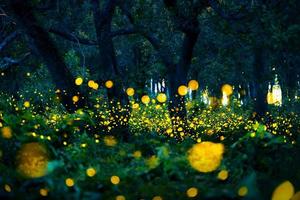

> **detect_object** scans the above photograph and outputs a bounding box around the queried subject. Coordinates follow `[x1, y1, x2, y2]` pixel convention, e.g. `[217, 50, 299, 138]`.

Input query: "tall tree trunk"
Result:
[91, 0, 129, 136]
[253, 46, 267, 118]
[167, 31, 199, 136]
[9, 0, 86, 112]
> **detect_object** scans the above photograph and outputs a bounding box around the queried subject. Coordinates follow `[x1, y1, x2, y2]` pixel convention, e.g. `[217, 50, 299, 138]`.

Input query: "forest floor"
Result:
[0, 100, 300, 200]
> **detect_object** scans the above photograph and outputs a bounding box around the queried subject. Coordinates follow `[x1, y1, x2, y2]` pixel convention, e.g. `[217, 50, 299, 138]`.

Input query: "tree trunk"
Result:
[91, 0, 129, 137]
[167, 31, 199, 136]
[9, 0, 86, 112]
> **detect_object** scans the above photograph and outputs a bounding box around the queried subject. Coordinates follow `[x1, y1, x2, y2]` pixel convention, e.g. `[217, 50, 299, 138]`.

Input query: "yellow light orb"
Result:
[132, 103, 139, 109]
[40, 188, 48, 196]
[188, 80, 199, 91]
[16, 142, 49, 178]
[104, 136, 117, 147]
[4, 184, 11, 192]
[187, 142, 224, 173]
[75, 77, 83, 86]
[152, 196, 163, 200]
[72, 95, 79, 103]
[217, 170, 229, 180]
[238, 186, 248, 197]
[24, 101, 30, 108]
[92, 82, 99, 90]
[221, 84, 233, 96]
[186, 187, 198, 198]
[116, 195, 126, 200]
[110, 175, 120, 185]
[65, 178, 75, 187]
[105, 80, 114, 88]
[141, 95, 150, 104]
[86, 167, 97, 177]
[126, 88, 135, 96]
[178, 85, 188, 96]
[88, 80, 95, 88]
[1, 127, 12, 139]
[133, 150, 142, 159]
[272, 181, 294, 200]
[156, 93, 167, 103]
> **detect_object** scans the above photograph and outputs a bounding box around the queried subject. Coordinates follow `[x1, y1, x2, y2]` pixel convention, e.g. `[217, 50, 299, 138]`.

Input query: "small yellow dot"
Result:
[24, 101, 30, 108]
[4, 184, 11, 192]
[186, 187, 198, 198]
[75, 77, 83, 86]
[152, 196, 163, 200]
[217, 170, 229, 181]
[105, 80, 113, 88]
[86, 167, 96, 177]
[65, 178, 74, 187]
[116, 195, 126, 200]
[72, 96, 79, 103]
[238, 186, 248, 196]
[110, 175, 120, 185]
[40, 188, 48, 196]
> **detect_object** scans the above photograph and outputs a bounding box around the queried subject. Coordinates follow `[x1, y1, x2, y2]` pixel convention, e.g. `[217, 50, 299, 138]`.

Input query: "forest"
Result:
[0, 0, 300, 199]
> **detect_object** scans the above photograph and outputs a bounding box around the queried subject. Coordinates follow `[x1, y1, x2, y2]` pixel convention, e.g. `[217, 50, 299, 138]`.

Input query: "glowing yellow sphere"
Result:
[221, 84, 233, 96]
[217, 170, 229, 180]
[126, 88, 135, 96]
[238, 186, 248, 197]
[65, 178, 75, 187]
[187, 142, 224, 173]
[86, 167, 97, 177]
[156, 93, 167, 103]
[24, 101, 30, 108]
[16, 142, 49, 178]
[178, 85, 188, 96]
[1, 127, 12, 139]
[110, 175, 120, 185]
[272, 181, 294, 200]
[188, 80, 199, 91]
[75, 77, 83, 86]
[116, 195, 126, 200]
[152, 196, 163, 200]
[105, 80, 114, 88]
[4, 184, 11, 192]
[39, 188, 48, 196]
[88, 80, 95, 88]
[141, 95, 150, 104]
[72, 95, 79, 103]
[92, 83, 99, 90]
[186, 187, 198, 198]
[132, 103, 139, 109]
[104, 136, 117, 147]
[133, 150, 142, 159]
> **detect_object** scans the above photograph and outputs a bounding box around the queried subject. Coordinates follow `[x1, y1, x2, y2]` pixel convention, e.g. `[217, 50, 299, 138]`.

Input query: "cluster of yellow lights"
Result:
[88, 80, 99, 90]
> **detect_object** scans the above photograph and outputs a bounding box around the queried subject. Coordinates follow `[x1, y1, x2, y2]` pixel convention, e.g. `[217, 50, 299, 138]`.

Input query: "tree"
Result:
[8, 0, 87, 112]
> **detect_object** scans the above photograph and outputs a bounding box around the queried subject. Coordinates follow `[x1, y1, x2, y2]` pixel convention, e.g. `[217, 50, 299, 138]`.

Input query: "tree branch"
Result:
[0, 52, 31, 70]
[49, 27, 137, 45]
[0, 31, 19, 52]
[49, 27, 97, 45]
